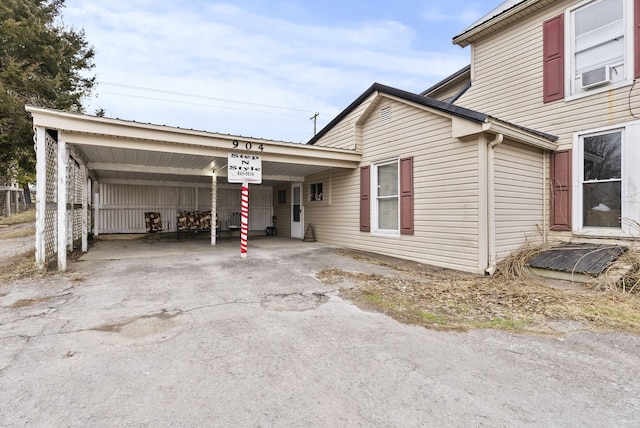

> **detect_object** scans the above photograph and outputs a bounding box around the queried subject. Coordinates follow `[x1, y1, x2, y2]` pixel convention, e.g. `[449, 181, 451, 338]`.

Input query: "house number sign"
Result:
[232, 140, 264, 152]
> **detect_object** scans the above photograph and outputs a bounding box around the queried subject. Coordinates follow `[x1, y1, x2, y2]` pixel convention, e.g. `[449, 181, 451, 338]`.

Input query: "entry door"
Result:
[291, 183, 303, 239]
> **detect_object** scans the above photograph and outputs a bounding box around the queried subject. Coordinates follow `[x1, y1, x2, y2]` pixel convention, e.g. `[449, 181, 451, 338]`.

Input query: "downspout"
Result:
[485, 133, 504, 276]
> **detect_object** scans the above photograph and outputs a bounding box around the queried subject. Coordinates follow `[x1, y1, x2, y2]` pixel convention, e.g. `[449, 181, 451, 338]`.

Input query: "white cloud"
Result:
[63, 0, 470, 142]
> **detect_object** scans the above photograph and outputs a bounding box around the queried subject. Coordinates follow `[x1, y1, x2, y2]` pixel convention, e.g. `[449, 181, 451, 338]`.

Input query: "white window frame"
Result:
[565, 0, 634, 100]
[572, 123, 640, 237]
[309, 182, 323, 202]
[371, 158, 400, 237]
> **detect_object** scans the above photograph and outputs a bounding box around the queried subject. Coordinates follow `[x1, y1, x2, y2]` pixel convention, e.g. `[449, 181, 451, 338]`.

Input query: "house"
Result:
[295, 0, 640, 274]
[30, 0, 639, 275]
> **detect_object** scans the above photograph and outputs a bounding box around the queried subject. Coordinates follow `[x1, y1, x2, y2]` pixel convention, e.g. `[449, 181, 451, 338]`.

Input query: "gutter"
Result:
[485, 133, 504, 276]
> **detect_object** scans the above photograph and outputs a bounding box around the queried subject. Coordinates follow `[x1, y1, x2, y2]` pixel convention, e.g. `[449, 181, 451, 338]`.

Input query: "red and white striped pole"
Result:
[240, 183, 249, 258]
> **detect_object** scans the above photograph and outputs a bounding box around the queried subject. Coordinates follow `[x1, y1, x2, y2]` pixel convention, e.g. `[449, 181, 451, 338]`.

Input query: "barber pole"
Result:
[227, 150, 262, 259]
[240, 184, 249, 258]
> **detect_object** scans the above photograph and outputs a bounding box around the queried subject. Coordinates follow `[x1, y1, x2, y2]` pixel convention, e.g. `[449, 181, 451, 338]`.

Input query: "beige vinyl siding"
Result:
[458, 0, 640, 151]
[494, 141, 545, 260]
[307, 98, 482, 273]
[312, 94, 376, 150]
[455, 0, 640, 242]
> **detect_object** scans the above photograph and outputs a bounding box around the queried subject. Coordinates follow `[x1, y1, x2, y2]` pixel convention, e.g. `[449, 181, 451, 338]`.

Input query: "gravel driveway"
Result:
[1, 237, 639, 426]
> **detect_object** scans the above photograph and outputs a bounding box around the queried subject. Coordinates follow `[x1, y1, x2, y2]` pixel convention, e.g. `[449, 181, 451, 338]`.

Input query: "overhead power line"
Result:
[98, 81, 324, 115]
[99, 91, 315, 118]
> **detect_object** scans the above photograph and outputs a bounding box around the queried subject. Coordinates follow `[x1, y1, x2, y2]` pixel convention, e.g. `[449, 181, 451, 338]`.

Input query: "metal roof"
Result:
[27, 106, 361, 187]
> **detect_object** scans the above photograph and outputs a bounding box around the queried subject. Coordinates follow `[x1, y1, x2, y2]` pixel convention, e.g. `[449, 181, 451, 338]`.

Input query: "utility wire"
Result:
[98, 81, 325, 115]
[99, 91, 315, 118]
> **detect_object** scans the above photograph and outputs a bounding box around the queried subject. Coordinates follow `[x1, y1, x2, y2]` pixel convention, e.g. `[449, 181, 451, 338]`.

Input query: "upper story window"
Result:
[569, 0, 632, 96]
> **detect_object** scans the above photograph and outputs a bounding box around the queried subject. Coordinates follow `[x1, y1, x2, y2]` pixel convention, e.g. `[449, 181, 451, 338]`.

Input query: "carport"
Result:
[28, 106, 361, 271]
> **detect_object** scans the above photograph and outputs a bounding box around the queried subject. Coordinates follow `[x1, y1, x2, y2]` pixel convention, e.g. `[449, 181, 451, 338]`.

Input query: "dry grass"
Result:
[0, 226, 36, 240]
[0, 251, 41, 284]
[0, 209, 35, 226]
[318, 249, 640, 335]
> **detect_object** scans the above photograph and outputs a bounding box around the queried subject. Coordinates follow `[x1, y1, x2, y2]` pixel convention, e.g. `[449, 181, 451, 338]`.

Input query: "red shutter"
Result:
[550, 150, 572, 231]
[360, 166, 370, 232]
[543, 14, 564, 103]
[635, 0, 640, 78]
[400, 157, 414, 235]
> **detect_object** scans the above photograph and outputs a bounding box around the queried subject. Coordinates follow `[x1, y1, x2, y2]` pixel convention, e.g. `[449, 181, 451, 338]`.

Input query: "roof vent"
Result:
[380, 106, 391, 122]
[581, 66, 611, 89]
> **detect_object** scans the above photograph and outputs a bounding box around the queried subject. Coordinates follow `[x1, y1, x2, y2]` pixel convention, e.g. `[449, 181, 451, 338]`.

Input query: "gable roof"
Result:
[306, 82, 557, 148]
[421, 65, 471, 97]
[453, 0, 554, 47]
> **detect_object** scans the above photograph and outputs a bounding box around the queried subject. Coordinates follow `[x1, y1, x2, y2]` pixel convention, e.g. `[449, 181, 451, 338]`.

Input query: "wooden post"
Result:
[93, 181, 99, 237]
[57, 140, 68, 271]
[14, 190, 19, 214]
[81, 166, 88, 253]
[4, 190, 10, 216]
[35, 127, 47, 270]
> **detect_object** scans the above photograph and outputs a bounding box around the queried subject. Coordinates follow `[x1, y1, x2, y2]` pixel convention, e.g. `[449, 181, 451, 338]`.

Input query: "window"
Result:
[360, 157, 413, 235]
[309, 183, 323, 201]
[277, 189, 286, 204]
[373, 160, 399, 233]
[568, 0, 631, 96]
[581, 131, 622, 228]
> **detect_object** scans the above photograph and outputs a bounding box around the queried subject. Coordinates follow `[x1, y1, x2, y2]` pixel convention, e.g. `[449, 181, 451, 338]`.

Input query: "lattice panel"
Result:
[64, 159, 86, 246]
[45, 134, 57, 204]
[73, 209, 82, 242]
[44, 133, 58, 264]
[44, 208, 56, 257]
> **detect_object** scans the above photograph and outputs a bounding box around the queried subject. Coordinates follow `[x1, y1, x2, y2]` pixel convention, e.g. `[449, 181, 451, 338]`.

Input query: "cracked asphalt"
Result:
[1, 237, 640, 426]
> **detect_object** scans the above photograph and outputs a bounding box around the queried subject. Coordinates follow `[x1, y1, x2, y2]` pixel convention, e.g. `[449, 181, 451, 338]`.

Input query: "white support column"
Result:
[34, 127, 47, 270]
[81, 166, 89, 253]
[211, 174, 217, 246]
[57, 140, 68, 271]
[66, 161, 74, 253]
[93, 182, 99, 237]
[195, 185, 199, 211]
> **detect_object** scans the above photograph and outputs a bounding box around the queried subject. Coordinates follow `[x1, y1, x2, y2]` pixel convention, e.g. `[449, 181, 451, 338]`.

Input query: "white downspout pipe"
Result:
[485, 133, 504, 276]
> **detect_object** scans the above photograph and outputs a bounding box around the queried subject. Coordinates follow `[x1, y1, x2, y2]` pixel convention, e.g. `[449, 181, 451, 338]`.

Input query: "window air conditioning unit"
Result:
[581, 65, 611, 89]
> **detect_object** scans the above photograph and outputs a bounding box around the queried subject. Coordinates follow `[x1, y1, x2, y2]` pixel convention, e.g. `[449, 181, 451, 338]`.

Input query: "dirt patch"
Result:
[10, 296, 53, 308]
[318, 251, 640, 335]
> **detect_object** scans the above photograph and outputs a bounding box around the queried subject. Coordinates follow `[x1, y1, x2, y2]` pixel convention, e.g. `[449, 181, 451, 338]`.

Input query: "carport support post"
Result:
[240, 182, 249, 259]
[81, 166, 89, 253]
[57, 139, 68, 271]
[34, 126, 47, 270]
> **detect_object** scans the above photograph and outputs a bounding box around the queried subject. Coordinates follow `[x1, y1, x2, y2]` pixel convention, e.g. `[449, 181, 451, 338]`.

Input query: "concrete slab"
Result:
[1, 242, 639, 426]
[80, 236, 316, 261]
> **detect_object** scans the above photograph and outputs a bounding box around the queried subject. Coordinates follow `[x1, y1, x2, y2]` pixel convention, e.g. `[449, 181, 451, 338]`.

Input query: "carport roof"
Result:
[27, 106, 361, 186]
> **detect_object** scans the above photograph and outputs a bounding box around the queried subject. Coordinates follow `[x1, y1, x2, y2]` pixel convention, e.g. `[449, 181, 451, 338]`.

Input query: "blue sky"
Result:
[62, 0, 500, 143]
